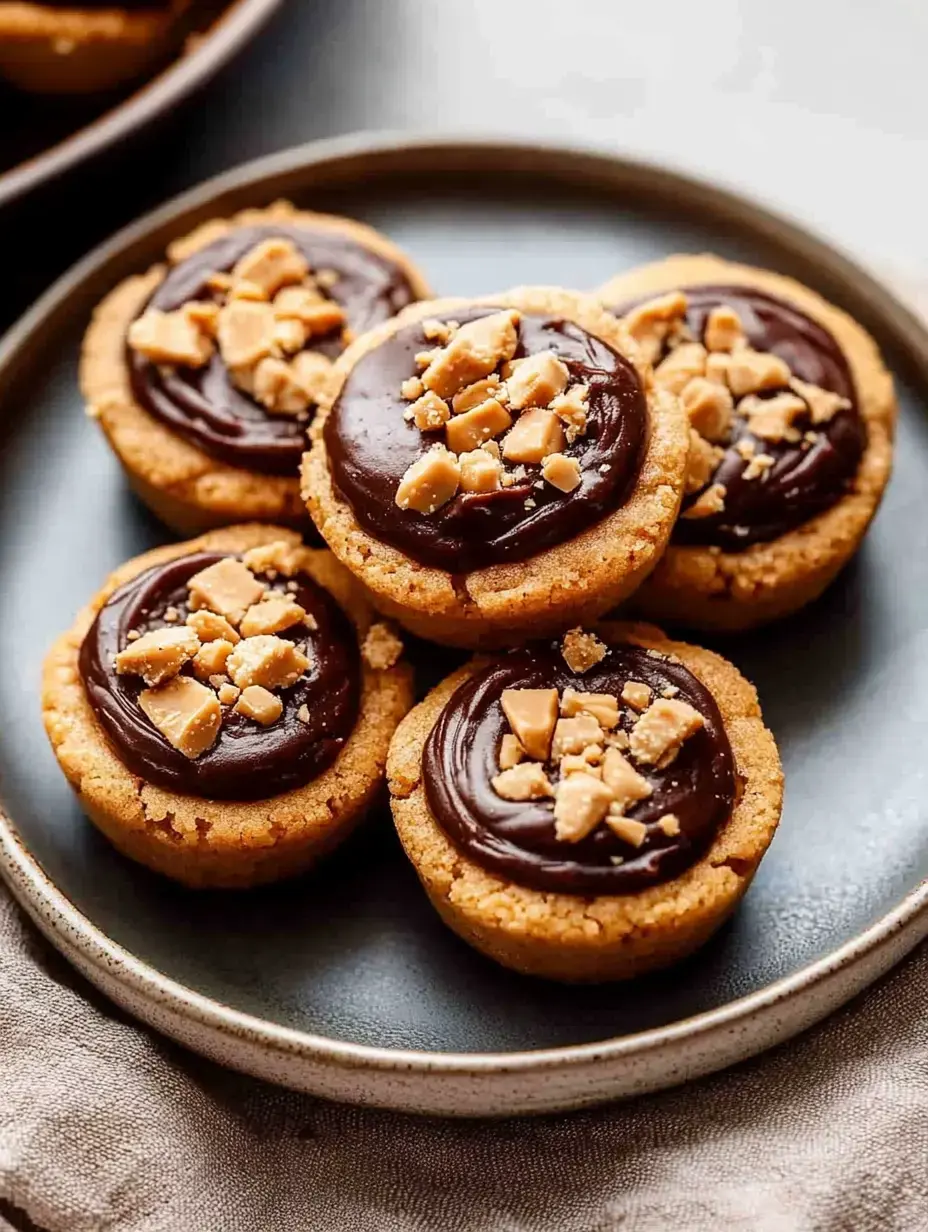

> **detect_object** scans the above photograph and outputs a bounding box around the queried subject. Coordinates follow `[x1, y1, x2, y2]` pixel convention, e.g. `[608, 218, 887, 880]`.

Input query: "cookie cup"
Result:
[0, 2, 189, 93]
[80, 202, 432, 536]
[387, 621, 783, 982]
[303, 289, 689, 649]
[599, 255, 896, 632]
[42, 524, 414, 888]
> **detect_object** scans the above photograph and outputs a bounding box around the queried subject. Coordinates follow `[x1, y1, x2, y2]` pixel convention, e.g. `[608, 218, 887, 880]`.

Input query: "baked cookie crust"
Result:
[0, 2, 188, 93]
[387, 621, 783, 982]
[302, 288, 689, 649]
[598, 254, 897, 632]
[42, 524, 414, 888]
[80, 202, 432, 536]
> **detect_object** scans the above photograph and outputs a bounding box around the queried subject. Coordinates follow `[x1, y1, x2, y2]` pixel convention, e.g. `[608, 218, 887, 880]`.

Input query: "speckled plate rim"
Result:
[1, 132, 927, 1117]
[0, 0, 282, 209]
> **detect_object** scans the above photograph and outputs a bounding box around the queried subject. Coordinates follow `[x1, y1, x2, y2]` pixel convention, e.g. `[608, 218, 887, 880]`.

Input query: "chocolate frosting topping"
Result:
[79, 551, 361, 801]
[423, 644, 735, 895]
[324, 308, 647, 572]
[128, 225, 421, 476]
[618, 284, 865, 550]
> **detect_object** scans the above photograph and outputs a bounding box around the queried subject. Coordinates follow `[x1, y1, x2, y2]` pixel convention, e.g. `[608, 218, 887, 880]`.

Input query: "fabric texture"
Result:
[0, 885, 925, 1231]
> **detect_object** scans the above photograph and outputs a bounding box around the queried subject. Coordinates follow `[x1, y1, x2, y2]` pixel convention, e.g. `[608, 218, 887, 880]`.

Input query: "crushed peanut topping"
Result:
[498, 733, 526, 770]
[561, 628, 607, 675]
[541, 452, 581, 493]
[681, 378, 733, 443]
[395, 445, 461, 514]
[492, 762, 554, 802]
[704, 305, 746, 353]
[127, 307, 213, 368]
[127, 237, 348, 418]
[552, 714, 605, 759]
[629, 698, 704, 767]
[408, 391, 451, 432]
[138, 676, 222, 760]
[459, 448, 503, 493]
[234, 684, 284, 726]
[500, 688, 559, 762]
[554, 773, 614, 842]
[686, 430, 725, 495]
[115, 626, 200, 688]
[682, 482, 727, 520]
[622, 292, 854, 516]
[489, 656, 708, 850]
[361, 622, 404, 671]
[421, 311, 520, 398]
[621, 681, 652, 711]
[505, 350, 569, 410]
[601, 747, 652, 811]
[393, 312, 595, 517]
[241, 539, 303, 578]
[187, 558, 266, 624]
[240, 596, 307, 638]
[122, 549, 324, 754]
[226, 635, 310, 691]
[654, 342, 708, 395]
[446, 399, 512, 455]
[218, 682, 241, 707]
[452, 375, 502, 413]
[191, 638, 234, 682]
[560, 688, 619, 730]
[604, 813, 648, 847]
[740, 392, 807, 443]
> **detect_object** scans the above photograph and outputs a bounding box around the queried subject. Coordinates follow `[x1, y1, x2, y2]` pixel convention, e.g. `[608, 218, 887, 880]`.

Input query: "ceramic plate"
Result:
[0, 0, 281, 209]
[0, 135, 926, 1116]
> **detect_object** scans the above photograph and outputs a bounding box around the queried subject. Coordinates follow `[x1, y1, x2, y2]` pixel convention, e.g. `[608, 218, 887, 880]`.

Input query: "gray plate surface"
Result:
[0, 138, 926, 1112]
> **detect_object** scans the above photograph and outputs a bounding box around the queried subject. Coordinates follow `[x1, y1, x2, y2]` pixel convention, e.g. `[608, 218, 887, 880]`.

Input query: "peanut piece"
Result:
[681, 377, 734, 443]
[231, 239, 309, 297]
[654, 343, 708, 395]
[553, 773, 614, 843]
[458, 449, 503, 493]
[187, 558, 265, 623]
[361, 622, 404, 670]
[240, 596, 307, 638]
[191, 638, 234, 682]
[601, 747, 652, 811]
[421, 310, 520, 398]
[115, 626, 200, 687]
[445, 399, 512, 454]
[138, 676, 221, 759]
[500, 688, 559, 761]
[551, 715, 605, 759]
[504, 350, 569, 411]
[629, 698, 705, 766]
[560, 688, 619, 730]
[502, 408, 564, 464]
[541, 452, 581, 493]
[492, 762, 554, 802]
[498, 734, 525, 771]
[704, 305, 746, 352]
[185, 610, 240, 645]
[395, 446, 461, 514]
[234, 684, 283, 726]
[621, 681, 652, 711]
[726, 349, 791, 397]
[561, 628, 607, 674]
[226, 635, 310, 691]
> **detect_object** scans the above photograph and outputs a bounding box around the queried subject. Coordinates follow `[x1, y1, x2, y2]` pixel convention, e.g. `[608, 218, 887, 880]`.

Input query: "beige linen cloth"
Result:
[0, 883, 925, 1230]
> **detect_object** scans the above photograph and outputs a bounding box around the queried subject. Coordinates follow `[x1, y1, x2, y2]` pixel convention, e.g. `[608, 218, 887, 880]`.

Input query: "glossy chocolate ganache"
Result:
[127, 225, 421, 476]
[615, 285, 865, 550]
[423, 639, 736, 895]
[80, 550, 361, 801]
[324, 307, 648, 572]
